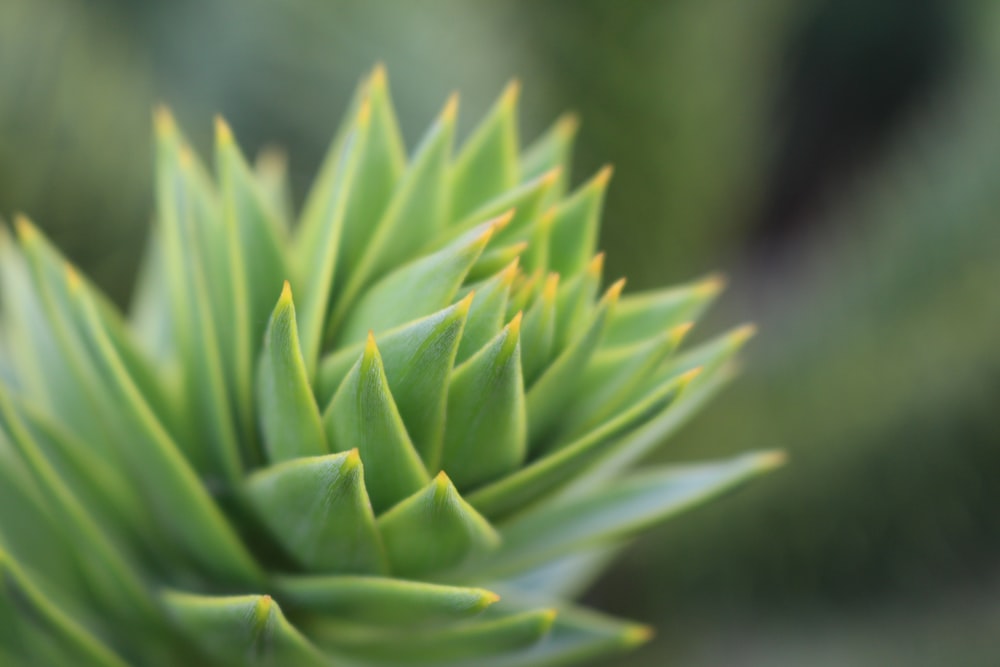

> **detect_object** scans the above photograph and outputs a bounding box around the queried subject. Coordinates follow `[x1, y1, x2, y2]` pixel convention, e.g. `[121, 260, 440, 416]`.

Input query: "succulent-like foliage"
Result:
[0, 67, 781, 666]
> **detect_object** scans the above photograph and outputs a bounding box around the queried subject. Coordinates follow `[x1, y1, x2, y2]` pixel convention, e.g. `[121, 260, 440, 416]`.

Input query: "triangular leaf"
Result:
[519, 273, 560, 385]
[378, 472, 500, 577]
[257, 282, 327, 463]
[520, 112, 579, 201]
[442, 316, 527, 489]
[318, 297, 471, 466]
[333, 94, 457, 323]
[162, 592, 327, 667]
[546, 166, 612, 276]
[323, 334, 430, 512]
[450, 81, 520, 222]
[337, 216, 503, 345]
[602, 273, 725, 348]
[274, 575, 498, 626]
[336, 65, 407, 286]
[468, 590, 650, 667]
[527, 280, 622, 450]
[456, 259, 519, 363]
[246, 450, 386, 574]
[559, 322, 691, 439]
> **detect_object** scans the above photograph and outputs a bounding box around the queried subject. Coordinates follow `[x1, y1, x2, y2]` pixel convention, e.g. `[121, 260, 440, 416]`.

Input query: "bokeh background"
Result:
[3, 0, 999, 664]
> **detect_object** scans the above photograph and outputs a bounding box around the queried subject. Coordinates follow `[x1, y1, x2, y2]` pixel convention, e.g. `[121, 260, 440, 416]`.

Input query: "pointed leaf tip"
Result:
[735, 322, 758, 342]
[673, 321, 695, 339]
[558, 112, 581, 136]
[623, 624, 655, 647]
[369, 62, 388, 87]
[64, 262, 82, 293]
[501, 256, 521, 281]
[214, 115, 234, 144]
[458, 290, 476, 313]
[12, 213, 36, 241]
[442, 92, 460, 122]
[491, 209, 516, 234]
[679, 366, 703, 385]
[377, 474, 501, 576]
[587, 252, 606, 277]
[594, 164, 614, 186]
[508, 310, 524, 337]
[755, 449, 788, 471]
[541, 165, 564, 185]
[259, 281, 328, 463]
[501, 78, 522, 107]
[247, 451, 385, 573]
[696, 272, 728, 297]
[152, 104, 176, 136]
[543, 272, 561, 299]
[606, 277, 626, 301]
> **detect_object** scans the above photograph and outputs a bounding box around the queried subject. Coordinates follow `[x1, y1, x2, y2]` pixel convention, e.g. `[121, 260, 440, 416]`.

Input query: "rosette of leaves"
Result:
[0, 67, 781, 666]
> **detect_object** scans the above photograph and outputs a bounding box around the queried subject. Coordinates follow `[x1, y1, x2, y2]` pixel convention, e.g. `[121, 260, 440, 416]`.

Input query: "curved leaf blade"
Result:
[246, 450, 386, 574]
[257, 282, 327, 463]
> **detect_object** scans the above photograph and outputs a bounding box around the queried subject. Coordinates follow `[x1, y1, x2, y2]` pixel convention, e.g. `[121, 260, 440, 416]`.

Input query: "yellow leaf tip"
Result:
[343, 448, 363, 469]
[556, 112, 581, 138]
[501, 257, 521, 282]
[442, 93, 460, 123]
[365, 330, 379, 354]
[671, 321, 695, 340]
[756, 449, 788, 470]
[178, 145, 194, 168]
[543, 273, 561, 300]
[12, 213, 35, 241]
[696, 272, 727, 297]
[256, 145, 288, 173]
[623, 624, 655, 647]
[492, 209, 515, 232]
[65, 263, 82, 292]
[540, 165, 563, 185]
[607, 278, 626, 301]
[680, 366, 703, 385]
[501, 78, 522, 107]
[433, 470, 454, 492]
[152, 104, 176, 135]
[508, 310, 524, 337]
[587, 252, 606, 277]
[214, 115, 234, 144]
[594, 164, 614, 187]
[458, 290, 476, 314]
[369, 62, 388, 88]
[279, 280, 293, 303]
[734, 323, 758, 344]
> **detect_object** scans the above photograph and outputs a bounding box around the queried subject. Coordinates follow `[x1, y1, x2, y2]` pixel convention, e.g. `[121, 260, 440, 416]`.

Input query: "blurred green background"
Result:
[3, 0, 999, 664]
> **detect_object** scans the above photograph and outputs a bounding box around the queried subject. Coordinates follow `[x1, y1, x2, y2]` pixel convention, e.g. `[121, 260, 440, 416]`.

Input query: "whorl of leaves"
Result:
[0, 66, 780, 666]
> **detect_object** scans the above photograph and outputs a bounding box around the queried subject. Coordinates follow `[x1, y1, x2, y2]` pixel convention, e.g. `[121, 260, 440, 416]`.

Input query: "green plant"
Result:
[0, 67, 780, 666]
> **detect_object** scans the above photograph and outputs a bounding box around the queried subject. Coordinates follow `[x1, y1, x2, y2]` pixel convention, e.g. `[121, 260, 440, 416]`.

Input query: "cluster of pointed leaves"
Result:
[0, 67, 782, 667]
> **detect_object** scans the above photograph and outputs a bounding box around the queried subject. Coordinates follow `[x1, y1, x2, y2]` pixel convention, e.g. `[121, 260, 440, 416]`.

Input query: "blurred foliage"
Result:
[0, 0, 806, 300]
[593, 1, 1000, 664]
[2, 0, 999, 665]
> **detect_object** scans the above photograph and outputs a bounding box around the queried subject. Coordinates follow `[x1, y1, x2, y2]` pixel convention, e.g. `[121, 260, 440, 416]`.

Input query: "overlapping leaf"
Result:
[0, 67, 779, 667]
